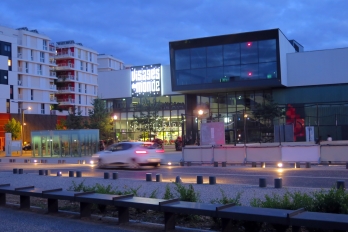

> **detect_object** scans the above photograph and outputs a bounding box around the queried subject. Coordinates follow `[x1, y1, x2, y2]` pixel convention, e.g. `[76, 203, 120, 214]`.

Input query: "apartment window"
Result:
[40, 52, 45, 62]
[43, 40, 47, 50]
[4, 44, 10, 52]
[91, 65, 94, 73]
[86, 63, 88, 72]
[78, 83, 81, 93]
[85, 84, 87, 93]
[89, 52, 92, 61]
[25, 62, 29, 73]
[0, 70, 9, 85]
[78, 49, 81, 58]
[31, 89, 34, 100]
[85, 51, 88, 60]
[79, 95, 81, 104]
[30, 50, 34, 61]
[94, 86, 96, 95]
[76, 72, 79, 81]
[80, 61, 83, 71]
[17, 48, 22, 59]
[109, 59, 111, 67]
[10, 85, 13, 99]
[37, 64, 42, 75]
[6, 100, 10, 113]
[41, 103, 45, 114]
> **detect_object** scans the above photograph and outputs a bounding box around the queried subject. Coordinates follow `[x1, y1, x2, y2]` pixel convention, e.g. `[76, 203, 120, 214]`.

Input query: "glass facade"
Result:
[107, 95, 185, 145]
[31, 129, 99, 157]
[174, 39, 277, 86]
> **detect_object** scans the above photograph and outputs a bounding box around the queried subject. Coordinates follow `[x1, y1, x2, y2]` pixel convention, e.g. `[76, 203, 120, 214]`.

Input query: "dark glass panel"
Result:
[207, 45, 223, 67]
[175, 49, 190, 70]
[224, 65, 241, 82]
[223, 43, 240, 65]
[240, 64, 258, 80]
[206, 67, 223, 83]
[259, 39, 277, 62]
[241, 41, 258, 64]
[190, 68, 206, 84]
[191, 47, 206, 69]
[259, 62, 277, 79]
[175, 69, 191, 85]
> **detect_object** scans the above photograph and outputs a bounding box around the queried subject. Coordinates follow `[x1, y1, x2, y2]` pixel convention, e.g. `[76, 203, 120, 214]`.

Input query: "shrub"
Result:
[173, 182, 200, 202]
[163, 184, 175, 200]
[210, 188, 242, 205]
[312, 188, 348, 214]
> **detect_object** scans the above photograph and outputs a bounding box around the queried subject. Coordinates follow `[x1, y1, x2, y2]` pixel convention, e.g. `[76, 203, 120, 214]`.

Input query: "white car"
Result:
[92, 142, 164, 168]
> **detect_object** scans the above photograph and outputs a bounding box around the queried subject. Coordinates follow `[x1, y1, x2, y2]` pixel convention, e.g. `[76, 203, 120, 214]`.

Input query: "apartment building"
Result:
[54, 40, 98, 116]
[97, 54, 124, 72]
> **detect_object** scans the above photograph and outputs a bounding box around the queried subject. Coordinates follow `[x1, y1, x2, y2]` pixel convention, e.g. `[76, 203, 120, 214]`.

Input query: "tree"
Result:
[133, 98, 163, 141]
[4, 118, 21, 139]
[56, 118, 67, 130]
[87, 97, 113, 140]
[65, 107, 86, 129]
[252, 94, 284, 125]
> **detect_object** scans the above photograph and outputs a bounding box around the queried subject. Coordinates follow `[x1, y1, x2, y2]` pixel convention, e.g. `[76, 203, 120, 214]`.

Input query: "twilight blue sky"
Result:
[1, 0, 347, 66]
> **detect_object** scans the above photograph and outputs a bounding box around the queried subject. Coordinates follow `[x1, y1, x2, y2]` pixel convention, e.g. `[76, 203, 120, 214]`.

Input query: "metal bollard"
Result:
[39, 170, 44, 175]
[68, 171, 74, 177]
[214, 162, 218, 167]
[45, 170, 51, 176]
[274, 178, 282, 188]
[209, 176, 216, 185]
[337, 180, 346, 190]
[259, 178, 267, 187]
[187, 161, 192, 166]
[175, 176, 182, 183]
[261, 162, 266, 168]
[180, 161, 184, 166]
[18, 169, 23, 174]
[146, 173, 152, 182]
[13, 168, 18, 174]
[104, 172, 109, 179]
[305, 162, 311, 168]
[252, 162, 257, 168]
[77, 160, 81, 164]
[197, 175, 203, 184]
[156, 173, 162, 182]
[112, 172, 118, 180]
[76, 171, 82, 178]
[56, 171, 62, 177]
[222, 162, 227, 167]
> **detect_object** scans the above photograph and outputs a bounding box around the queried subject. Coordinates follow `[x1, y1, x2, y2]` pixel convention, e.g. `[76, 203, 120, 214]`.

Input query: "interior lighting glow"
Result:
[168, 162, 172, 166]
[277, 162, 283, 168]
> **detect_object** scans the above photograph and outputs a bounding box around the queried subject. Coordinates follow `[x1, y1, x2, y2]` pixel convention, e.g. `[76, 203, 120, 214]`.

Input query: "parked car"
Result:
[92, 142, 164, 169]
[22, 144, 32, 151]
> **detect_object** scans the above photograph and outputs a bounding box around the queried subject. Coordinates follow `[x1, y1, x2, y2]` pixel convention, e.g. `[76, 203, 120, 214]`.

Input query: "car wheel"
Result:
[128, 158, 140, 169]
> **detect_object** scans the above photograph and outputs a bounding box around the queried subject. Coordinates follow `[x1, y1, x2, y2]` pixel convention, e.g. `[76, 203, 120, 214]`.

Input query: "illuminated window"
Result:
[8, 59, 11, 66]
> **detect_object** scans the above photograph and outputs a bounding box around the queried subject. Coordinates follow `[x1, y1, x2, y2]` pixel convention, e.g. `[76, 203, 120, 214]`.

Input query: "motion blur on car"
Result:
[92, 141, 164, 169]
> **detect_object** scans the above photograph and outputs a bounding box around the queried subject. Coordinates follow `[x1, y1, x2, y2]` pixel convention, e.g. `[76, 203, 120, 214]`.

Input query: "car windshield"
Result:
[137, 143, 161, 149]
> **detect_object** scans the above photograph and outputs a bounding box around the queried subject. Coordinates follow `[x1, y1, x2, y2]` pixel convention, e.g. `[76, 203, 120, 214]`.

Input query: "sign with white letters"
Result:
[131, 64, 161, 97]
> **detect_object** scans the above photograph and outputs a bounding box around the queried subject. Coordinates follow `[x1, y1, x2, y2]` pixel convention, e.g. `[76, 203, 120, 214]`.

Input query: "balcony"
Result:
[57, 86, 75, 93]
[37, 70, 43, 75]
[18, 80, 22, 86]
[17, 53, 22, 59]
[57, 98, 75, 105]
[56, 51, 74, 58]
[49, 85, 57, 90]
[49, 60, 56, 65]
[18, 94, 23, 100]
[18, 67, 29, 73]
[50, 96, 57, 102]
[55, 63, 74, 70]
[50, 71, 57, 77]
[57, 74, 76, 82]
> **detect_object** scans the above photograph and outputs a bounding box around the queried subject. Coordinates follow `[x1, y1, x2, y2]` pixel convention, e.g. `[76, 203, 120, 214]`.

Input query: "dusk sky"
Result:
[1, 0, 347, 66]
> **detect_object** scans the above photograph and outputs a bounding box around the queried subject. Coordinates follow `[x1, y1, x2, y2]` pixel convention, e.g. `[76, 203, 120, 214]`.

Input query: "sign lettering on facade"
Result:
[131, 64, 161, 96]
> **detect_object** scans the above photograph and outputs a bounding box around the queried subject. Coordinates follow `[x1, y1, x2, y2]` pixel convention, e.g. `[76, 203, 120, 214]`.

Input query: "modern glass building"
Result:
[31, 129, 99, 157]
[99, 29, 348, 144]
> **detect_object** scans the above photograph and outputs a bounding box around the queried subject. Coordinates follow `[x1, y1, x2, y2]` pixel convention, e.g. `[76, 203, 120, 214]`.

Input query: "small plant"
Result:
[312, 187, 348, 214]
[149, 187, 159, 198]
[163, 184, 175, 200]
[210, 188, 242, 205]
[173, 183, 200, 202]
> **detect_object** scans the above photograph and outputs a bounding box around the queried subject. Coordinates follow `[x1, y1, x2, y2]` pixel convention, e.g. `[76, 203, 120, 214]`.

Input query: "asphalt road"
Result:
[1, 162, 347, 189]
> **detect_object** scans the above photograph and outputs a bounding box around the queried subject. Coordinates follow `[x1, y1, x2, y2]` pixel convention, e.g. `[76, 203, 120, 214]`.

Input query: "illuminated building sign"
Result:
[131, 64, 161, 97]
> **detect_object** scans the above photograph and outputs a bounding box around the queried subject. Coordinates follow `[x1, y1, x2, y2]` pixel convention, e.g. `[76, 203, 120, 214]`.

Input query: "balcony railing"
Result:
[57, 98, 75, 104]
[56, 51, 74, 57]
[50, 96, 57, 102]
[18, 94, 23, 100]
[50, 71, 56, 77]
[57, 86, 75, 93]
[49, 85, 57, 90]
[37, 70, 43, 75]
[49, 60, 56, 65]
[18, 67, 29, 73]
[43, 46, 48, 51]
[55, 63, 74, 70]
[17, 53, 22, 59]
[57, 74, 76, 82]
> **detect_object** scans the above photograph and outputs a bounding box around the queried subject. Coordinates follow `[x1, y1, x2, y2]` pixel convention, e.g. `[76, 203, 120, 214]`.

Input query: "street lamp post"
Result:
[21, 107, 31, 144]
[113, 115, 118, 143]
